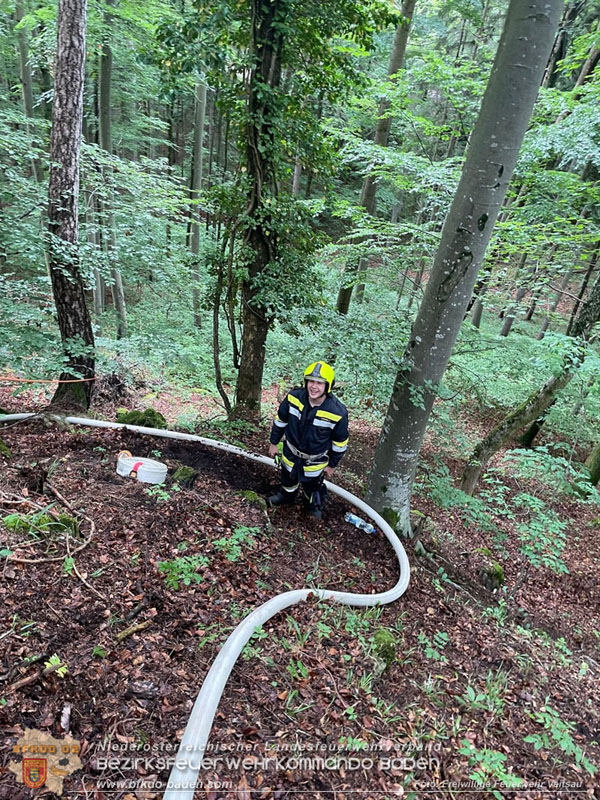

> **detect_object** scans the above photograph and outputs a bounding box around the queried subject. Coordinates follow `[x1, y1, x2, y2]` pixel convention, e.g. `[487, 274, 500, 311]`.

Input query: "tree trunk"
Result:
[584, 440, 600, 486]
[232, 0, 286, 419]
[466, 265, 600, 487]
[364, 0, 563, 533]
[556, 18, 600, 121]
[566, 255, 598, 335]
[460, 352, 583, 493]
[541, 0, 584, 88]
[537, 267, 572, 339]
[337, 0, 417, 313]
[98, 0, 127, 338]
[499, 253, 529, 336]
[292, 160, 302, 196]
[191, 82, 207, 329]
[15, 0, 44, 184]
[48, 0, 95, 411]
[471, 296, 484, 328]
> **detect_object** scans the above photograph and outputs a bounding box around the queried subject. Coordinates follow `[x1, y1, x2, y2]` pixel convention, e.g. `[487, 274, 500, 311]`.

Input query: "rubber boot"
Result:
[267, 489, 296, 507]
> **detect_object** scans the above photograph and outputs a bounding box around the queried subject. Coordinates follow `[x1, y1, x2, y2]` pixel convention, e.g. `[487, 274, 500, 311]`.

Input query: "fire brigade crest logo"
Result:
[8, 728, 82, 796]
[23, 757, 47, 788]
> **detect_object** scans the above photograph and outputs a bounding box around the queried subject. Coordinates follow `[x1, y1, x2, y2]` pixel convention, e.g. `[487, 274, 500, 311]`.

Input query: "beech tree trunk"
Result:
[336, 0, 417, 314]
[98, 0, 127, 338]
[537, 266, 572, 339]
[15, 0, 44, 184]
[499, 252, 529, 337]
[48, 0, 95, 410]
[191, 82, 207, 329]
[233, 0, 286, 419]
[365, 0, 563, 533]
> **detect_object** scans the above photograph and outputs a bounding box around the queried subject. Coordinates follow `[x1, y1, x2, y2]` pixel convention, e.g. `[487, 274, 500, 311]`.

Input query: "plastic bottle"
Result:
[344, 512, 376, 534]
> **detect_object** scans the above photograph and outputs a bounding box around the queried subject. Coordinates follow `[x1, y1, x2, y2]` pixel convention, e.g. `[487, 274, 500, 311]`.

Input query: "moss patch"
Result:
[116, 408, 167, 429]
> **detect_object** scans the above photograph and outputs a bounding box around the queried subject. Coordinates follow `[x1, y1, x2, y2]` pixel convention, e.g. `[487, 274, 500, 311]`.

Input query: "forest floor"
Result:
[0, 383, 599, 800]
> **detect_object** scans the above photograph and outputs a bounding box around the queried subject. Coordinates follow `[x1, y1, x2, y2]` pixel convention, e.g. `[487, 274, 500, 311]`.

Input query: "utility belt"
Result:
[284, 440, 329, 463]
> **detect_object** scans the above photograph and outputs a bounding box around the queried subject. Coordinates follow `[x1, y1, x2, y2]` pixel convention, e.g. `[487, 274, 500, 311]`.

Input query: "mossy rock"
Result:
[0, 437, 11, 458]
[480, 560, 504, 591]
[172, 465, 198, 488]
[116, 408, 167, 429]
[238, 489, 268, 511]
[372, 628, 398, 669]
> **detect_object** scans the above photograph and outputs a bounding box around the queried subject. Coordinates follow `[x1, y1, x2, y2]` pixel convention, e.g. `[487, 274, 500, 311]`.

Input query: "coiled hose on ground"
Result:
[0, 414, 410, 799]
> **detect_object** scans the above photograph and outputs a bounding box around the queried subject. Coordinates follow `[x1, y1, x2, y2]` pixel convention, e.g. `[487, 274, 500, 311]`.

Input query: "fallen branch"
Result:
[116, 619, 153, 642]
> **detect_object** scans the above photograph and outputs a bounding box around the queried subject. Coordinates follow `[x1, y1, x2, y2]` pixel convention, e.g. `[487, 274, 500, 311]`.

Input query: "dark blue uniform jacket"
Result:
[269, 387, 349, 469]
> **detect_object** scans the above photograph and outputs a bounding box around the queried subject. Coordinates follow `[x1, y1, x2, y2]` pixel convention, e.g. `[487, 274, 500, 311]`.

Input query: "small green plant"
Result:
[197, 622, 227, 650]
[459, 669, 508, 717]
[157, 554, 209, 589]
[459, 740, 523, 798]
[418, 630, 449, 663]
[286, 616, 311, 648]
[284, 688, 313, 716]
[502, 446, 600, 503]
[213, 525, 259, 562]
[524, 703, 597, 775]
[145, 484, 179, 502]
[44, 653, 68, 678]
[287, 659, 309, 681]
[482, 597, 508, 626]
[339, 736, 368, 751]
[92, 645, 107, 659]
[62, 556, 75, 576]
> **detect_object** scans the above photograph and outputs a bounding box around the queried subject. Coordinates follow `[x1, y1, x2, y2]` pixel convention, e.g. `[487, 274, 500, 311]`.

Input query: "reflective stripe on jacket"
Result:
[269, 388, 349, 469]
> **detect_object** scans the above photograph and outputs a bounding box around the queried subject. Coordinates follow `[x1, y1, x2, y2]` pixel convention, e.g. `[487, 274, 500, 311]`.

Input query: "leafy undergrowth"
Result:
[0, 418, 598, 800]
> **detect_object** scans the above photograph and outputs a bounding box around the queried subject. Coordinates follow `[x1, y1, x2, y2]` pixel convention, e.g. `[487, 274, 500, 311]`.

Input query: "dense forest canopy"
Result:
[1, 0, 600, 515]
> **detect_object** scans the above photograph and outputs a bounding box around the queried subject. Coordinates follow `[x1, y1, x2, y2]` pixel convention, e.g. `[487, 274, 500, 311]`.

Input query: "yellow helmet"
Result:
[304, 361, 335, 394]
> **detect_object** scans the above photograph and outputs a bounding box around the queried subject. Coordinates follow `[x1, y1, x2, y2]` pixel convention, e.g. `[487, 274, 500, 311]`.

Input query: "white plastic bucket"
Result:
[116, 450, 167, 484]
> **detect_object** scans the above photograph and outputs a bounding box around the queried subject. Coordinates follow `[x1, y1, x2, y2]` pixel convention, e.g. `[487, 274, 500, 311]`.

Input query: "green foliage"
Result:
[44, 653, 69, 679]
[116, 408, 167, 428]
[417, 630, 449, 663]
[145, 484, 179, 502]
[62, 557, 75, 576]
[513, 493, 569, 575]
[157, 553, 209, 589]
[3, 510, 79, 539]
[502, 446, 600, 504]
[524, 703, 597, 776]
[426, 465, 570, 576]
[213, 525, 260, 562]
[458, 740, 523, 798]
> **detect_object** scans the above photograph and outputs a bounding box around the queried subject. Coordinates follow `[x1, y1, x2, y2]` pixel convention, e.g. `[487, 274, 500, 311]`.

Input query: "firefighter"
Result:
[267, 361, 349, 519]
